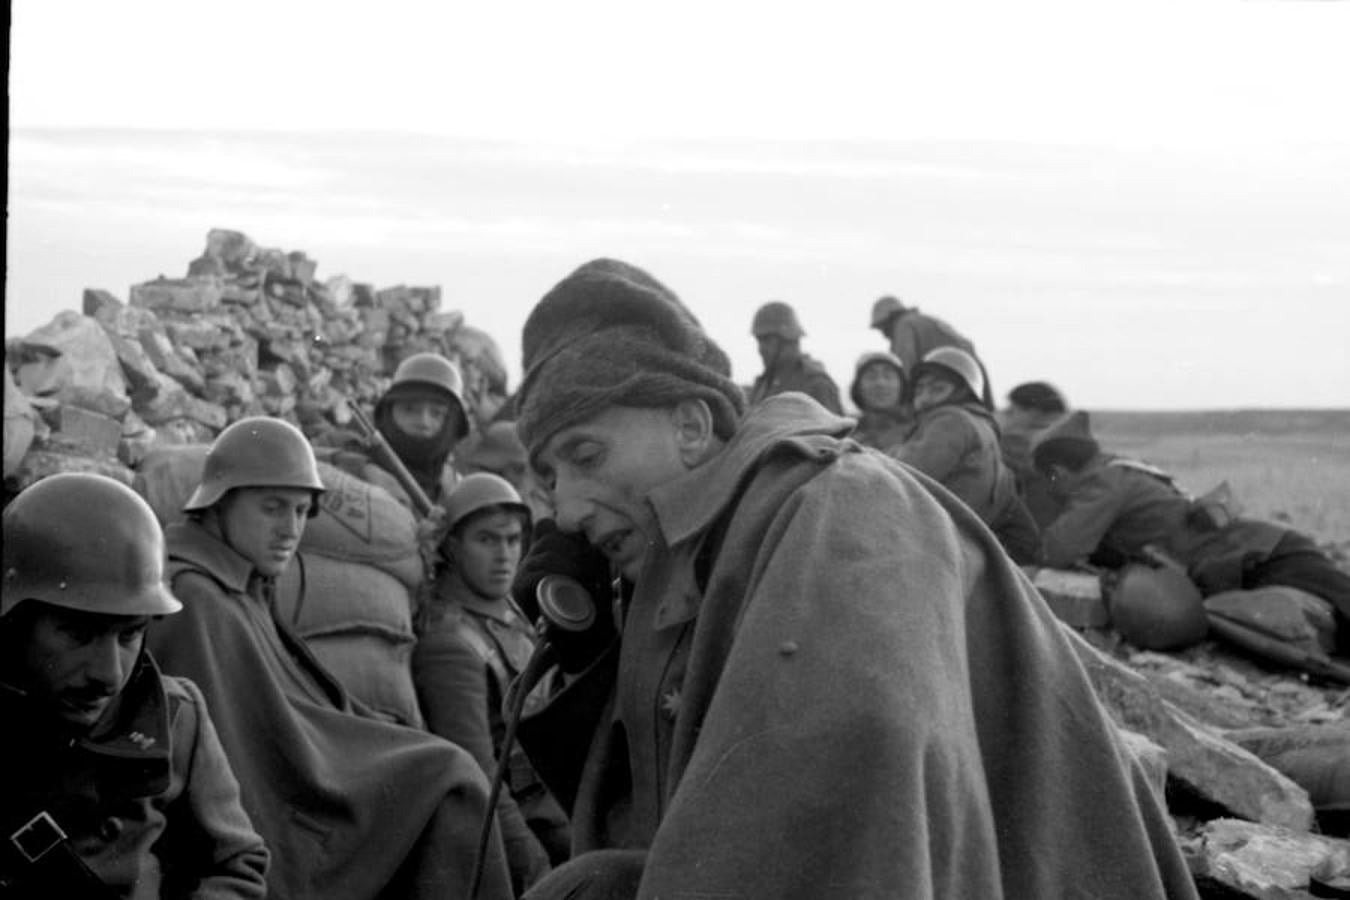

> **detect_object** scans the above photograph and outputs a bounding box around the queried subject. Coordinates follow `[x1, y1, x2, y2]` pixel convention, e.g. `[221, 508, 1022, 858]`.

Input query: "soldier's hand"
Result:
[512, 519, 618, 673]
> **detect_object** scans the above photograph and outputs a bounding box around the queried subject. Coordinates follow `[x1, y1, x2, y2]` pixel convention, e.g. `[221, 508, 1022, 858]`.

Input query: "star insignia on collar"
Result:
[660, 687, 682, 721]
[127, 731, 156, 751]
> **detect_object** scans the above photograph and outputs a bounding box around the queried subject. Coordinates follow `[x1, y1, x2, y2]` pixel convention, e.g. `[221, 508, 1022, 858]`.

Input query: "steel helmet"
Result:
[913, 347, 985, 402]
[444, 472, 530, 533]
[849, 351, 907, 410]
[183, 416, 326, 515]
[751, 301, 805, 340]
[1107, 564, 1208, 651]
[377, 352, 470, 439]
[3, 472, 182, 618]
[870, 295, 908, 331]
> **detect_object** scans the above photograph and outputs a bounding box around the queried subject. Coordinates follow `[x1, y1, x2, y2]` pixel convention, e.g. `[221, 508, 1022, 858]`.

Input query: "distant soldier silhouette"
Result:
[747, 301, 843, 413]
[870, 294, 994, 408]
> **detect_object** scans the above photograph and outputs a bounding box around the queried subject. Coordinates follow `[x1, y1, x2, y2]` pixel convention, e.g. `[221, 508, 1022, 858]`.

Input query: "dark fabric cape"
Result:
[520, 394, 1198, 900]
[150, 521, 510, 900]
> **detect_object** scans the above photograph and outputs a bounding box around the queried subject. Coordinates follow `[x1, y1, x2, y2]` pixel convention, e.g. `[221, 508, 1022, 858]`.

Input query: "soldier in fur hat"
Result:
[506, 259, 1197, 900]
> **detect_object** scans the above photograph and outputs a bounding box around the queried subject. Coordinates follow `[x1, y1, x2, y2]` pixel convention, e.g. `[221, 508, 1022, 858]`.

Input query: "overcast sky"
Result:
[7, 0, 1350, 409]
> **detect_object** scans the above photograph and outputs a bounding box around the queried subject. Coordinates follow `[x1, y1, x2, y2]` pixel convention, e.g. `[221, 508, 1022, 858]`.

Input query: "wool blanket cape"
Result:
[519, 394, 1197, 900]
[150, 521, 511, 900]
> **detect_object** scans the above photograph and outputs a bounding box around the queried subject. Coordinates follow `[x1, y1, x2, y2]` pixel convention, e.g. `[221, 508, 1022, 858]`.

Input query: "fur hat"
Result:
[516, 259, 746, 460]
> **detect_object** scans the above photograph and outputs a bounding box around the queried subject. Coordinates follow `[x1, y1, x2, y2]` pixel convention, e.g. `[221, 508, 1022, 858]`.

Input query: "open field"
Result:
[1091, 409, 1350, 562]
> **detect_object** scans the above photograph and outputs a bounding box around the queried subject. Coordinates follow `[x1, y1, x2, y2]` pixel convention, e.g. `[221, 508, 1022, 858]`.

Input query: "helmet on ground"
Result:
[751, 302, 805, 340]
[377, 352, 470, 438]
[1108, 564, 1208, 651]
[3, 472, 182, 618]
[183, 416, 326, 515]
[444, 472, 530, 533]
[870, 295, 908, 331]
[849, 351, 907, 409]
[913, 347, 985, 401]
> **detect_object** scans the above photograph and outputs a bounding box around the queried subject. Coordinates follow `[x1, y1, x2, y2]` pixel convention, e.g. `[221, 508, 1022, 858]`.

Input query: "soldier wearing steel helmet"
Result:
[1032, 410, 1350, 648]
[847, 350, 914, 450]
[145, 416, 513, 900]
[747, 301, 843, 413]
[870, 294, 994, 408]
[893, 347, 1041, 564]
[1, 473, 268, 899]
[318, 351, 471, 509]
[413, 473, 571, 895]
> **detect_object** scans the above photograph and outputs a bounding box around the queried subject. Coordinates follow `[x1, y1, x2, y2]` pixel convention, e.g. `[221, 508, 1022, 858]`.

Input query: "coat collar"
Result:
[165, 519, 257, 593]
[437, 577, 516, 623]
[2, 651, 171, 769]
[649, 393, 855, 551]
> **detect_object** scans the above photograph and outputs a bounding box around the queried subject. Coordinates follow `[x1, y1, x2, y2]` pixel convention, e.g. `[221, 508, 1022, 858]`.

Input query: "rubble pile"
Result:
[4, 229, 509, 493]
[4, 232, 1348, 897]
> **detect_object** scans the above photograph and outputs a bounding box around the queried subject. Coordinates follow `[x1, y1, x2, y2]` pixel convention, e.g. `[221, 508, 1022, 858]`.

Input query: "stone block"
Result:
[187, 254, 227, 277]
[82, 288, 123, 318]
[1068, 629, 1316, 831]
[287, 251, 318, 284]
[326, 275, 355, 309]
[203, 229, 257, 269]
[166, 319, 235, 353]
[1184, 818, 1350, 899]
[204, 371, 256, 407]
[106, 331, 162, 398]
[4, 363, 40, 478]
[13, 313, 130, 415]
[53, 404, 123, 459]
[137, 374, 228, 429]
[139, 328, 205, 393]
[130, 276, 224, 313]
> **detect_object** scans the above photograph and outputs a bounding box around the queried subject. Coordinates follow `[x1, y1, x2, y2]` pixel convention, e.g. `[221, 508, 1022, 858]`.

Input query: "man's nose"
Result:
[277, 510, 304, 540]
[552, 480, 589, 535]
[86, 635, 127, 690]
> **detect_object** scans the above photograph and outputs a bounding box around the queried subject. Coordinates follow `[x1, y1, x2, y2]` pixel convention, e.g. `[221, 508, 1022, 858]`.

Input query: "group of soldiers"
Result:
[3, 258, 1347, 899]
[747, 294, 1350, 644]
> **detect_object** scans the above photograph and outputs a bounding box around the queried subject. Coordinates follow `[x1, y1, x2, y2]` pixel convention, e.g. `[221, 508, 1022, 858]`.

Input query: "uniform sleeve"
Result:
[412, 626, 550, 893]
[1039, 470, 1130, 568]
[169, 677, 270, 900]
[892, 409, 972, 483]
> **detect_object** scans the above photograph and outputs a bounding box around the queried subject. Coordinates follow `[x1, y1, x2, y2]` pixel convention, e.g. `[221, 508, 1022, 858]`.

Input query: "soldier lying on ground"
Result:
[1, 474, 268, 899]
[997, 380, 1068, 528]
[146, 416, 512, 900]
[414, 473, 572, 895]
[891, 347, 1041, 565]
[502, 258, 1198, 900]
[1033, 410, 1350, 649]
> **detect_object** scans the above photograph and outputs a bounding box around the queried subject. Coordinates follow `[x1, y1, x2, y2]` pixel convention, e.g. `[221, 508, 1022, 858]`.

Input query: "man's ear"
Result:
[670, 399, 716, 467]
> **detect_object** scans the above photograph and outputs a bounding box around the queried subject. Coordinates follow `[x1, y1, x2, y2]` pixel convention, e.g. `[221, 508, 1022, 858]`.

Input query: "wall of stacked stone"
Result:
[3, 229, 510, 496]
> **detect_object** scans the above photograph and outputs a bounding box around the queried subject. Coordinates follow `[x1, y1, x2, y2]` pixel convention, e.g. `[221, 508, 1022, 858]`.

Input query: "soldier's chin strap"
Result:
[467, 575, 598, 900]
